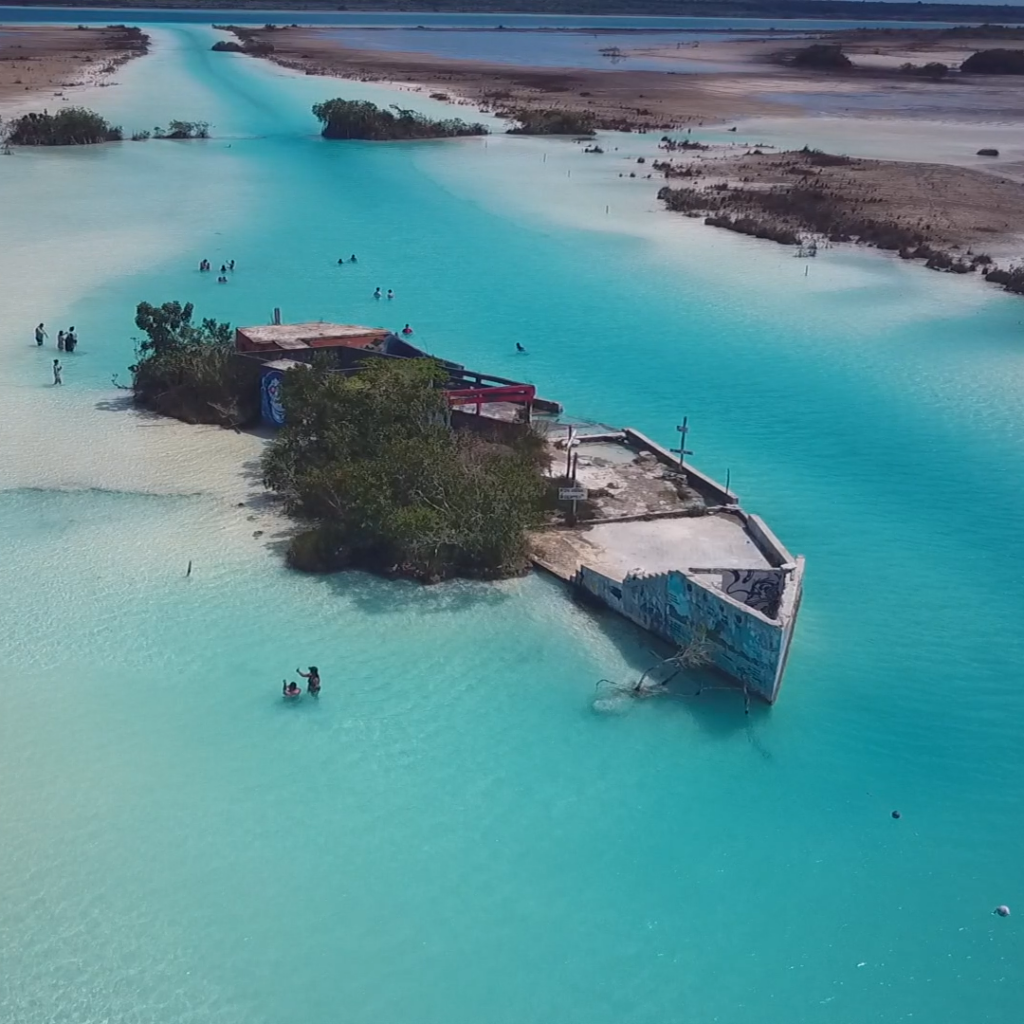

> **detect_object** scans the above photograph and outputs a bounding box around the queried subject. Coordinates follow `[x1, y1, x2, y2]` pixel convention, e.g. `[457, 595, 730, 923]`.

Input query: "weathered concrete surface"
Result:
[531, 423, 803, 702]
[529, 513, 770, 583]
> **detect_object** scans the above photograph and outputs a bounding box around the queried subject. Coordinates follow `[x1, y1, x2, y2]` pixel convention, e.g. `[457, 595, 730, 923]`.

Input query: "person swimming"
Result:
[401, 324, 413, 335]
[282, 679, 302, 697]
[386, 289, 394, 300]
[373, 287, 382, 299]
[516, 342, 526, 353]
[298, 666, 320, 695]
[349, 254, 357, 263]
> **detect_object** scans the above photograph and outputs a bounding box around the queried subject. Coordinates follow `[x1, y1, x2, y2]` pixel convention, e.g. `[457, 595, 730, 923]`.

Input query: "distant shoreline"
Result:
[5, 0, 1024, 24]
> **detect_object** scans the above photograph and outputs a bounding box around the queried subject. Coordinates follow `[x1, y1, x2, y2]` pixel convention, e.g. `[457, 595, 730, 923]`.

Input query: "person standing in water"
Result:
[386, 289, 394, 300]
[349, 254, 357, 263]
[298, 666, 321, 696]
[64, 328, 77, 354]
[57, 330, 65, 352]
[34, 323, 47, 347]
[373, 287, 382, 299]
[52, 359, 62, 386]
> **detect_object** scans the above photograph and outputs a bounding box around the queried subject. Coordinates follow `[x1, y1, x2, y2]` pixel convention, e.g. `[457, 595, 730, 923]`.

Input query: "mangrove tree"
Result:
[262, 358, 547, 581]
[129, 300, 258, 427]
[311, 99, 488, 141]
[3, 108, 122, 146]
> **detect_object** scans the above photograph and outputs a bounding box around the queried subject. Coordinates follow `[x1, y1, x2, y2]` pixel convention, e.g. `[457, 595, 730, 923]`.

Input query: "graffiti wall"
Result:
[260, 369, 286, 427]
[575, 565, 791, 701]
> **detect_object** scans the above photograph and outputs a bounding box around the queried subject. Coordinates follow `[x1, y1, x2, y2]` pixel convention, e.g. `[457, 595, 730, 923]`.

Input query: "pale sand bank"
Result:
[0, 24, 148, 110]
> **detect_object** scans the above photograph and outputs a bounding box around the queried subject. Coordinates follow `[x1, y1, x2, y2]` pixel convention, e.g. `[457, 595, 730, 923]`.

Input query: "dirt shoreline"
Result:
[0, 24, 148, 108]
[654, 143, 1024, 284]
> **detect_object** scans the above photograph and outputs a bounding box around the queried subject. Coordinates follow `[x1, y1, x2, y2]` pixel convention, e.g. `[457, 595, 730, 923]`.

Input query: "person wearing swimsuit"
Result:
[298, 666, 321, 695]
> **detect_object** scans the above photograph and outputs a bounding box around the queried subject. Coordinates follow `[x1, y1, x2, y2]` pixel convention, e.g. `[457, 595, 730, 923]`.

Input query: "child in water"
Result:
[282, 679, 301, 697]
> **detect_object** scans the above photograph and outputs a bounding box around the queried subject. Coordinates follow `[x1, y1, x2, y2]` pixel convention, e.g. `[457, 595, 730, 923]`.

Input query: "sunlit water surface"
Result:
[1, 21, 1024, 1024]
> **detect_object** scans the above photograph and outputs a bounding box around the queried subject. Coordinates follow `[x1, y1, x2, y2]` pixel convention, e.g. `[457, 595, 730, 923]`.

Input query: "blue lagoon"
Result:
[1, 18, 1024, 1024]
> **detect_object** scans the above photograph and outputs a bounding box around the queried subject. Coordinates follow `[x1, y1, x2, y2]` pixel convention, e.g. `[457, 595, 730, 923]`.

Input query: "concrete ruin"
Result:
[530, 426, 803, 703]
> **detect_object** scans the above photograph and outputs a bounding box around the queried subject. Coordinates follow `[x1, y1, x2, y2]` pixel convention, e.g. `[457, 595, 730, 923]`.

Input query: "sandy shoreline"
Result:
[0, 24, 148, 109]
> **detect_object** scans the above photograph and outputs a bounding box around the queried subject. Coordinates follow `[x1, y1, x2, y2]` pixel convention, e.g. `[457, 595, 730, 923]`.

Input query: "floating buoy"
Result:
[995, 905, 1011, 917]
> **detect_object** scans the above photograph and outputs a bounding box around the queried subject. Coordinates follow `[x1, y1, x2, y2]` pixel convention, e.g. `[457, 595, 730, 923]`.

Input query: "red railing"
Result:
[446, 384, 536, 410]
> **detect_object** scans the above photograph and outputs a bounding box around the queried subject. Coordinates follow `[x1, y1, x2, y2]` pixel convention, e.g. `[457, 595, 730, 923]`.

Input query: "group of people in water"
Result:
[35, 323, 78, 352]
[199, 258, 235, 283]
[34, 323, 78, 385]
[282, 666, 321, 699]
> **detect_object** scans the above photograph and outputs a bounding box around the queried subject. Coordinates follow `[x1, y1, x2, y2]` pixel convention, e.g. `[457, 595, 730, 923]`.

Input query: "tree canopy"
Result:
[262, 357, 546, 581]
[311, 99, 488, 141]
[505, 109, 597, 136]
[130, 300, 257, 427]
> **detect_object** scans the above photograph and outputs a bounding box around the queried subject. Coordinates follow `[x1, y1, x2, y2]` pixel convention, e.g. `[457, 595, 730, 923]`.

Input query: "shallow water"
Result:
[2, 21, 1024, 1024]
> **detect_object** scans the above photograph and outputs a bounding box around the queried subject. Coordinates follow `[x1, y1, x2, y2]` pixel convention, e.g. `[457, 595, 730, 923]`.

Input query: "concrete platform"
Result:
[530, 511, 770, 584]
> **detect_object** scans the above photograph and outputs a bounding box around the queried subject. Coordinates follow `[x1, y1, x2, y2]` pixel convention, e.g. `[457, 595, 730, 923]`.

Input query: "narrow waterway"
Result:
[1, 22, 1023, 1024]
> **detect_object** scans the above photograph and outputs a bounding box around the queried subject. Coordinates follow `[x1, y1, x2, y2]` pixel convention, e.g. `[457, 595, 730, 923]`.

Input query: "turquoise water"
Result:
[3, 21, 1024, 1024]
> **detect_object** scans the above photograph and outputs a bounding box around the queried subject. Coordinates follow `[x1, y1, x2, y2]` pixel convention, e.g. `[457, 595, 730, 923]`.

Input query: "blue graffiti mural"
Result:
[260, 369, 286, 427]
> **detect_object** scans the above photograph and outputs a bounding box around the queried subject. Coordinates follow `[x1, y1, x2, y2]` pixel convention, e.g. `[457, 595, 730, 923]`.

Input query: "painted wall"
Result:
[576, 565, 793, 701]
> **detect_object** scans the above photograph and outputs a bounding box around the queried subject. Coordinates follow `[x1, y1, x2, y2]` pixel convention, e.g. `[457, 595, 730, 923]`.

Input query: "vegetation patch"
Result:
[787, 44, 853, 70]
[152, 120, 210, 139]
[312, 98, 487, 140]
[898, 61, 950, 78]
[129, 301, 258, 427]
[2, 107, 122, 146]
[262, 358, 547, 582]
[961, 48, 1024, 74]
[504, 108, 597, 135]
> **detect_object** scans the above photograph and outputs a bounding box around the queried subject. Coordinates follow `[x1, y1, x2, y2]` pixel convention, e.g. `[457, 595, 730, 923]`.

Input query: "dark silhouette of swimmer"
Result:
[338, 258, 345, 265]
[373, 287, 382, 299]
[228, 260, 235, 271]
[349, 254, 357, 263]
[298, 666, 320, 695]
[220, 264, 227, 274]
[516, 342, 526, 353]
[282, 680, 301, 697]
[402, 324, 413, 335]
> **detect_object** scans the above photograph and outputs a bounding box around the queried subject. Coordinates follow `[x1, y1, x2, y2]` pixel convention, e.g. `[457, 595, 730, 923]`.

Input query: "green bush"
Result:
[311, 99, 487, 140]
[961, 49, 1024, 74]
[129, 301, 258, 427]
[3, 107, 122, 146]
[263, 358, 546, 581]
[505, 108, 596, 135]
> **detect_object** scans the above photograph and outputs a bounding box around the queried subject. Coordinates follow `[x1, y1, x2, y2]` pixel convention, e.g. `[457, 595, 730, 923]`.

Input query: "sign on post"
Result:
[559, 486, 587, 501]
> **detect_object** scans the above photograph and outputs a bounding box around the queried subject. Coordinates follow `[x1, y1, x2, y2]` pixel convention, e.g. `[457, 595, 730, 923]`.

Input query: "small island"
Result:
[3, 107, 123, 145]
[311, 98, 487, 141]
[263, 358, 547, 581]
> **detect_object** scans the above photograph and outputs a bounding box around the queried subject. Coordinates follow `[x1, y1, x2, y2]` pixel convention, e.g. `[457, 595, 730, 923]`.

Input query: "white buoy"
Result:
[995, 905, 1011, 917]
